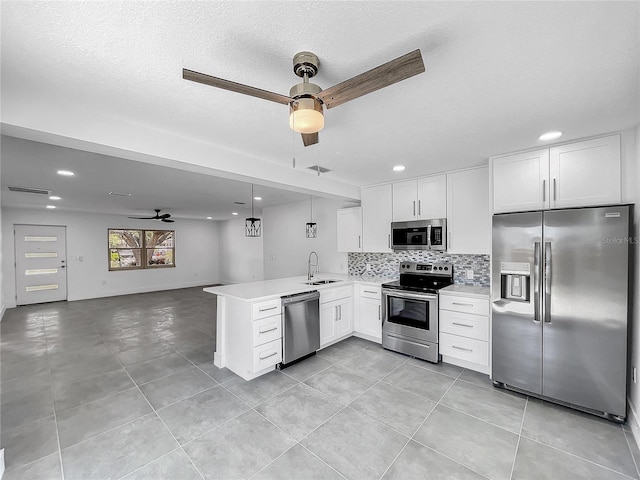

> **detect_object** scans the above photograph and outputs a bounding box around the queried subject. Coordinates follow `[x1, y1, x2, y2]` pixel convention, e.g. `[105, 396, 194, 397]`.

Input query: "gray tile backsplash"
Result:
[348, 252, 490, 287]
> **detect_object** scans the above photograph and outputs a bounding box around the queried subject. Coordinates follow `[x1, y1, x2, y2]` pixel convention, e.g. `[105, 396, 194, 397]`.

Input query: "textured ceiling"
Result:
[1, 1, 639, 213]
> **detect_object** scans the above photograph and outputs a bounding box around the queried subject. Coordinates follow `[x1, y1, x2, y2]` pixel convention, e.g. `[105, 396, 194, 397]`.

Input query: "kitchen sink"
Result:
[302, 279, 340, 285]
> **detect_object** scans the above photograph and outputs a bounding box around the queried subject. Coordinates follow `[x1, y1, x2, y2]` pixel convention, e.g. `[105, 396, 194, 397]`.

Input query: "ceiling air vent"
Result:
[307, 165, 331, 174]
[8, 186, 51, 195]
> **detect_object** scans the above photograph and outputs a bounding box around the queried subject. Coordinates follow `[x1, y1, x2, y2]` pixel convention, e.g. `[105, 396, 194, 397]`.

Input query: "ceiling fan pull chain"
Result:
[292, 104, 297, 168]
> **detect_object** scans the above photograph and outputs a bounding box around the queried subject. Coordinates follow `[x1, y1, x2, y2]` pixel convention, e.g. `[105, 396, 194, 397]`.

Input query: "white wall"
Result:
[0, 151, 4, 319]
[218, 216, 264, 284]
[263, 197, 356, 280]
[2, 208, 220, 308]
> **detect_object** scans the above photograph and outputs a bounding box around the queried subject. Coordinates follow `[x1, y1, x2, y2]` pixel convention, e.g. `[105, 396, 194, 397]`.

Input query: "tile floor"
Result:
[1, 286, 639, 480]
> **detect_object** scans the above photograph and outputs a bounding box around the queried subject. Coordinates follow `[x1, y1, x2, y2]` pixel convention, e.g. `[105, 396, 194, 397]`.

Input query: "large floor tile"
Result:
[56, 387, 152, 448]
[253, 444, 343, 480]
[255, 383, 343, 441]
[522, 399, 637, 477]
[302, 407, 408, 480]
[50, 352, 122, 386]
[382, 440, 485, 480]
[350, 382, 435, 436]
[2, 452, 62, 480]
[405, 357, 464, 378]
[280, 354, 334, 381]
[339, 348, 406, 380]
[512, 436, 631, 479]
[0, 381, 54, 430]
[224, 370, 298, 407]
[414, 404, 518, 480]
[1, 356, 49, 381]
[197, 362, 240, 383]
[441, 379, 527, 433]
[183, 410, 296, 479]
[52, 368, 135, 413]
[0, 372, 51, 404]
[304, 364, 376, 405]
[1, 416, 59, 471]
[459, 368, 494, 388]
[316, 340, 367, 362]
[139, 366, 217, 409]
[113, 342, 176, 366]
[157, 385, 249, 444]
[61, 413, 178, 480]
[122, 448, 202, 480]
[383, 363, 455, 402]
[125, 353, 193, 385]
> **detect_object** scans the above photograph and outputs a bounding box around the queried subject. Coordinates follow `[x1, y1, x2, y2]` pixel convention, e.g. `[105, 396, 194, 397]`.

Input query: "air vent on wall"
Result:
[8, 186, 51, 195]
[307, 165, 331, 174]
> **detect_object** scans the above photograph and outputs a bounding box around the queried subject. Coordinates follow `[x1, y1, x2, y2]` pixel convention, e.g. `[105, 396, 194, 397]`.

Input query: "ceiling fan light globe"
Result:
[289, 98, 324, 134]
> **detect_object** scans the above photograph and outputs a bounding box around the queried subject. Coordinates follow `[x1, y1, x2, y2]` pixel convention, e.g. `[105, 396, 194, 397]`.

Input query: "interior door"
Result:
[15, 225, 68, 305]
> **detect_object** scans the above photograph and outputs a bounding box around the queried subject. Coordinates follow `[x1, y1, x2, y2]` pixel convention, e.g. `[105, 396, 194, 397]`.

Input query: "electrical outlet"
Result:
[465, 269, 474, 280]
[633, 367, 637, 384]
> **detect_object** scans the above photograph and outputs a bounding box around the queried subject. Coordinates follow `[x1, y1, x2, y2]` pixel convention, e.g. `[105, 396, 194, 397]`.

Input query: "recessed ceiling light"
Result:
[232, 212, 238, 216]
[393, 165, 406, 172]
[254, 196, 262, 201]
[206, 216, 212, 220]
[57, 170, 75, 176]
[538, 131, 563, 141]
[46, 205, 56, 209]
[49, 195, 61, 200]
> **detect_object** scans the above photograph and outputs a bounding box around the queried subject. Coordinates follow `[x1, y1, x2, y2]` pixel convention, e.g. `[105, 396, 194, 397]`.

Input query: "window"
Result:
[108, 229, 175, 271]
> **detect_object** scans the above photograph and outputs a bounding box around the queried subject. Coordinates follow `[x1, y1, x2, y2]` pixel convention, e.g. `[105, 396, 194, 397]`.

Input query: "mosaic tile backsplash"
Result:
[349, 251, 490, 287]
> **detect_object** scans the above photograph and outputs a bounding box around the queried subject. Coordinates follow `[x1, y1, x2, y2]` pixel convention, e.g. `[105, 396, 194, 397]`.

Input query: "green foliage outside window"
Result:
[109, 229, 175, 270]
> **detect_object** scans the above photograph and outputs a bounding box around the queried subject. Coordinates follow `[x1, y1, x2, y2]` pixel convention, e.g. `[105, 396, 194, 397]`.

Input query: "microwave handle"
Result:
[426, 224, 432, 248]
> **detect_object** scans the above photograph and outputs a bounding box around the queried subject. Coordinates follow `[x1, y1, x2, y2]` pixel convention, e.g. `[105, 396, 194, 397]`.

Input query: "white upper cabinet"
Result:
[491, 149, 550, 213]
[447, 167, 490, 254]
[491, 135, 621, 213]
[392, 175, 447, 222]
[337, 207, 362, 252]
[361, 184, 392, 252]
[549, 135, 621, 208]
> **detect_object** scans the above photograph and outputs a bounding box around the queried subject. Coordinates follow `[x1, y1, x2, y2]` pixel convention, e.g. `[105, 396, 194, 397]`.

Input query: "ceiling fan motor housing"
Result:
[293, 51, 319, 79]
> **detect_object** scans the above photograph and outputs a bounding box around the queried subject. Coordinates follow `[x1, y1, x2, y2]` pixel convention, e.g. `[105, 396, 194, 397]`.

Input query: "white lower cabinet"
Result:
[354, 285, 382, 342]
[439, 292, 490, 374]
[319, 285, 353, 347]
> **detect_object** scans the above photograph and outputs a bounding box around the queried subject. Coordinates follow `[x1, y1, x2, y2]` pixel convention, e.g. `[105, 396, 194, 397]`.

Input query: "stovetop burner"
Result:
[382, 261, 453, 293]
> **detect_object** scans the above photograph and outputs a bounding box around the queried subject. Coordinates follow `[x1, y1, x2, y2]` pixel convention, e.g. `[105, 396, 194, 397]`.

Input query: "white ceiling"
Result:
[1, 1, 638, 217]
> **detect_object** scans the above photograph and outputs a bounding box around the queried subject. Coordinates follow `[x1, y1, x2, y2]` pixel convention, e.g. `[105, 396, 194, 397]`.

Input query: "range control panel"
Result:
[399, 262, 453, 276]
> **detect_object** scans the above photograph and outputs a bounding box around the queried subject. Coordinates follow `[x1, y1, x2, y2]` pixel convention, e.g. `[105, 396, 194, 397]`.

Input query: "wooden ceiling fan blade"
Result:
[302, 132, 319, 147]
[162, 219, 175, 223]
[159, 213, 171, 219]
[317, 49, 425, 109]
[183, 69, 292, 105]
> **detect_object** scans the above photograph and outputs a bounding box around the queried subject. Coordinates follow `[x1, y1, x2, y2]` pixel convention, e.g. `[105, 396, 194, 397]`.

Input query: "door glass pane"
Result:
[26, 284, 58, 291]
[147, 248, 174, 266]
[25, 236, 57, 242]
[25, 252, 58, 258]
[25, 268, 58, 275]
[388, 297, 429, 329]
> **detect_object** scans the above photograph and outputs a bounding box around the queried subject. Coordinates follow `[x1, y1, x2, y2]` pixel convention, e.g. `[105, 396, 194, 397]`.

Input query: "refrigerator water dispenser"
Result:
[500, 262, 530, 302]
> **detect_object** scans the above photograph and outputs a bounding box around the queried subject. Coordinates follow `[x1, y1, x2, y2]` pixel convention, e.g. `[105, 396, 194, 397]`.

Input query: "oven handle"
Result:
[382, 289, 438, 301]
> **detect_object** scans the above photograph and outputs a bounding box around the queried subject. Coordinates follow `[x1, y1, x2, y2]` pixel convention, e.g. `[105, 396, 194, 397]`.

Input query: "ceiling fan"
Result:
[128, 209, 175, 223]
[183, 49, 425, 147]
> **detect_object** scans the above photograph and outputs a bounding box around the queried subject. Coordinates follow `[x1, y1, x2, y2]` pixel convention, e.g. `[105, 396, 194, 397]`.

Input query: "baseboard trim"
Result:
[628, 397, 640, 444]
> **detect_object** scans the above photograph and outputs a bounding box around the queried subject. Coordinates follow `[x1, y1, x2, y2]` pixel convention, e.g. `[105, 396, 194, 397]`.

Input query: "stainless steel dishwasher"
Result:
[280, 290, 320, 368]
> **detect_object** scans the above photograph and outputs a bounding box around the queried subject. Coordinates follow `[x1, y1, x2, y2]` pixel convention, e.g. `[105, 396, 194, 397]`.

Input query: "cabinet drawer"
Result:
[440, 333, 488, 366]
[252, 339, 282, 372]
[321, 285, 352, 304]
[359, 285, 381, 300]
[439, 295, 489, 316]
[252, 299, 281, 320]
[440, 311, 489, 341]
[253, 315, 282, 347]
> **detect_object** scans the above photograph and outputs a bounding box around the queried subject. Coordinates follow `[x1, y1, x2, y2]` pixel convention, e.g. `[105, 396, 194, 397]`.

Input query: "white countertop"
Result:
[203, 273, 393, 302]
[440, 284, 490, 299]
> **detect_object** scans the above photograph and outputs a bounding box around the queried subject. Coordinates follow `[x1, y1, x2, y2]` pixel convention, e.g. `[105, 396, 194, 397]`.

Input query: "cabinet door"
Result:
[549, 135, 621, 208]
[320, 301, 337, 347]
[392, 180, 418, 221]
[358, 296, 382, 340]
[447, 167, 490, 254]
[417, 175, 447, 219]
[335, 298, 353, 339]
[492, 149, 549, 213]
[362, 184, 392, 252]
[336, 207, 362, 252]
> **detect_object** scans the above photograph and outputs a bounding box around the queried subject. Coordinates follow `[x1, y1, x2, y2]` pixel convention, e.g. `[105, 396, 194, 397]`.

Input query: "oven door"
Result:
[381, 288, 439, 344]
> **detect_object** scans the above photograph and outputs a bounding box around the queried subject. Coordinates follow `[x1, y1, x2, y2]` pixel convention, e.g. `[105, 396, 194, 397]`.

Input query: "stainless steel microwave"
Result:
[391, 219, 447, 251]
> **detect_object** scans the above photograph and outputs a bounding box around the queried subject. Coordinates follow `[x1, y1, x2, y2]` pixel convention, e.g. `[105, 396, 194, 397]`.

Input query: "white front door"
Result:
[14, 225, 68, 306]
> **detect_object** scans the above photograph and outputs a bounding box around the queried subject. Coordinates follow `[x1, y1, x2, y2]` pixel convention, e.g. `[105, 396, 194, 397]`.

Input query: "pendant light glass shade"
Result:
[306, 195, 317, 238]
[245, 184, 261, 237]
[289, 98, 324, 134]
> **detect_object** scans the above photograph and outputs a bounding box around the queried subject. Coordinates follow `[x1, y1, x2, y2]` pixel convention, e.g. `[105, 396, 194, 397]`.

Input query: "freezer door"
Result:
[492, 212, 543, 394]
[542, 206, 629, 417]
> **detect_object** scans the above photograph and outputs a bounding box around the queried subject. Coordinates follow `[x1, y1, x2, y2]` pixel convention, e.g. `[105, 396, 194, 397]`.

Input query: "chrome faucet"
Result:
[308, 251, 319, 281]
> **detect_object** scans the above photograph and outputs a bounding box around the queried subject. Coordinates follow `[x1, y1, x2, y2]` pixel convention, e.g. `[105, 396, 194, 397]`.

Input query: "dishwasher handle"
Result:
[281, 290, 320, 306]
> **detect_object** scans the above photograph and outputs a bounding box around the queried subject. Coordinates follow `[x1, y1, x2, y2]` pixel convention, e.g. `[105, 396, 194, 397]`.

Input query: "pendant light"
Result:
[306, 195, 317, 238]
[245, 184, 261, 237]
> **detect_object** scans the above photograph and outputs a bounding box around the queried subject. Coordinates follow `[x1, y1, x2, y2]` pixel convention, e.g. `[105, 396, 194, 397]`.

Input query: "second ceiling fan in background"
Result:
[183, 49, 425, 147]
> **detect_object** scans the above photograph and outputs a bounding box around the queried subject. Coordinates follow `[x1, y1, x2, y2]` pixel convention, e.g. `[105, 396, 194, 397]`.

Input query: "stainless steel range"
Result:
[381, 262, 453, 363]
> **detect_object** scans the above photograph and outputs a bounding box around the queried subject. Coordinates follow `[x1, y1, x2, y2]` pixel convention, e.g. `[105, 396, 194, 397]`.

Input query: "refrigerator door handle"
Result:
[534, 241, 541, 323]
[544, 241, 552, 323]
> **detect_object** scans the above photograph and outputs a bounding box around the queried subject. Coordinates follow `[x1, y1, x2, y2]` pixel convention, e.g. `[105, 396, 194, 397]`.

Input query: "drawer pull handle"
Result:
[259, 351, 278, 360]
[259, 327, 278, 334]
[452, 322, 473, 328]
[452, 302, 474, 307]
[364, 290, 377, 294]
[452, 345, 473, 352]
[259, 306, 278, 312]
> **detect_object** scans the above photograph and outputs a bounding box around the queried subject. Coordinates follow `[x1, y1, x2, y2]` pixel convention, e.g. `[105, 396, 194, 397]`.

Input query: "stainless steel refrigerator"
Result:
[492, 205, 631, 421]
